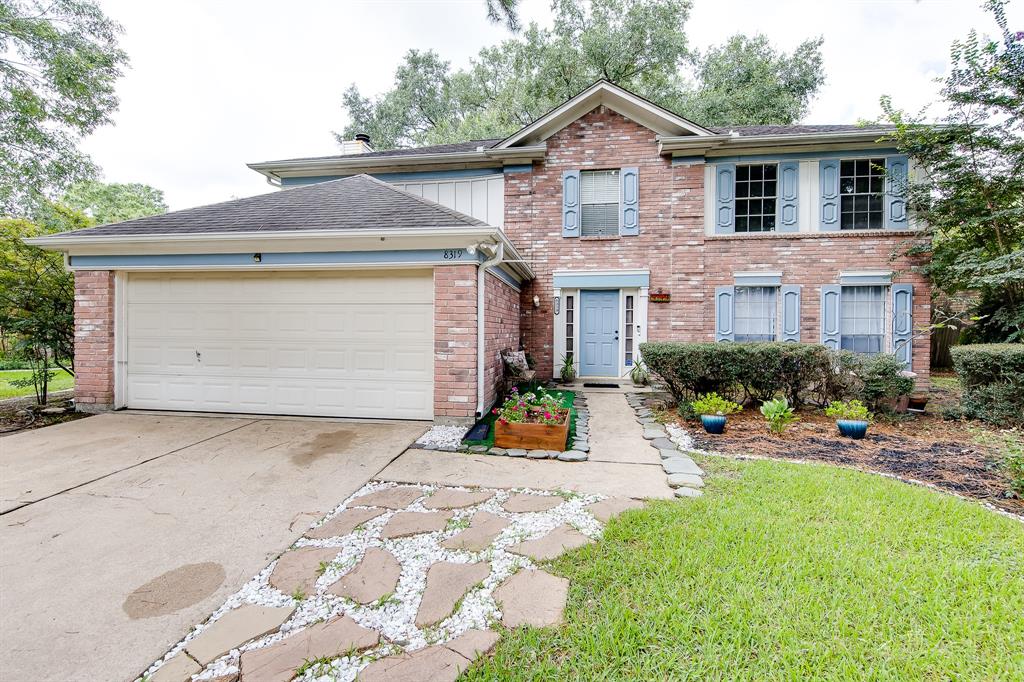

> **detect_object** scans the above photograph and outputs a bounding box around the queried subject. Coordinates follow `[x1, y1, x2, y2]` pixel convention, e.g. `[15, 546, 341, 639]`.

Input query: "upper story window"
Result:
[735, 164, 778, 233]
[734, 286, 777, 341]
[840, 285, 885, 354]
[580, 169, 619, 237]
[840, 159, 885, 230]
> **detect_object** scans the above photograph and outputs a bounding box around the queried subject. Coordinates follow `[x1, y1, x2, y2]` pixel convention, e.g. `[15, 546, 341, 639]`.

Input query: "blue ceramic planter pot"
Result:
[700, 414, 727, 434]
[837, 419, 869, 440]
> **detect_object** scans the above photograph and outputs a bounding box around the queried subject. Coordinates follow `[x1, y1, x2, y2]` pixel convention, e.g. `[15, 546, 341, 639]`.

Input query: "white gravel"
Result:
[414, 425, 469, 449]
[140, 482, 604, 682]
[666, 422, 696, 451]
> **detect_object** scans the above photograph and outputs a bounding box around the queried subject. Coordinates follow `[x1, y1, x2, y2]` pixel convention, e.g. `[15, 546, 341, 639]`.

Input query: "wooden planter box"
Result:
[494, 410, 570, 450]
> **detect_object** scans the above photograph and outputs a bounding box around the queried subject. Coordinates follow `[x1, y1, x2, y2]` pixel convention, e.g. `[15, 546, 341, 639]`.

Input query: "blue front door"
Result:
[580, 290, 619, 377]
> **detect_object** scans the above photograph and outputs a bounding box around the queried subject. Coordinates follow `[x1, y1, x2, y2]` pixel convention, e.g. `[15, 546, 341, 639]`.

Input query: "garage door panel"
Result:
[125, 271, 434, 419]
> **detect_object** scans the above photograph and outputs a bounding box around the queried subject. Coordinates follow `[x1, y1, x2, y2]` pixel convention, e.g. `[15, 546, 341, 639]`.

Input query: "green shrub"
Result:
[825, 399, 873, 422]
[951, 344, 1024, 427]
[0, 353, 28, 370]
[640, 342, 744, 402]
[760, 398, 797, 434]
[857, 354, 916, 412]
[691, 392, 742, 416]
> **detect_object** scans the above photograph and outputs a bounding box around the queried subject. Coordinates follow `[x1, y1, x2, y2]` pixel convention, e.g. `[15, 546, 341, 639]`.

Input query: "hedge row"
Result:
[951, 344, 1024, 427]
[639, 342, 914, 410]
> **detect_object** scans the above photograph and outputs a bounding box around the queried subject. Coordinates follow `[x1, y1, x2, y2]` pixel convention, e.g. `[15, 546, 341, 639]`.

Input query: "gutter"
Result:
[476, 241, 504, 418]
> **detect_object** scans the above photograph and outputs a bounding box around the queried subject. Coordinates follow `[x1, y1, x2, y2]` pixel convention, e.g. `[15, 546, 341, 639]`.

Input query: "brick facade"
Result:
[73, 270, 116, 412]
[433, 265, 479, 423]
[504, 105, 931, 382]
[482, 272, 522, 410]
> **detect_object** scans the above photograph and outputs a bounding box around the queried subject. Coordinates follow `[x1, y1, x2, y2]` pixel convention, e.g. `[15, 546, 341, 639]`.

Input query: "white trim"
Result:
[113, 272, 127, 409]
[551, 268, 650, 277]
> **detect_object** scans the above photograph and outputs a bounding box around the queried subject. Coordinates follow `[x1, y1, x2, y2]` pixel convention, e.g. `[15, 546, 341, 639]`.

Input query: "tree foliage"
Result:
[484, 0, 520, 32]
[62, 180, 167, 225]
[0, 0, 128, 216]
[339, 0, 825, 149]
[881, 0, 1024, 342]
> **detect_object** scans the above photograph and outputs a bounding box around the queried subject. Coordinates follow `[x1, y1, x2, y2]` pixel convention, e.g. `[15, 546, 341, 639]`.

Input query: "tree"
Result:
[62, 180, 167, 225]
[881, 0, 1023, 342]
[0, 0, 128, 216]
[485, 0, 520, 31]
[338, 0, 825, 150]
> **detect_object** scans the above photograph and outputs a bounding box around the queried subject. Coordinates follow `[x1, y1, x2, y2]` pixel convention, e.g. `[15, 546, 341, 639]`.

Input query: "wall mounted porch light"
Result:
[253, 252, 262, 263]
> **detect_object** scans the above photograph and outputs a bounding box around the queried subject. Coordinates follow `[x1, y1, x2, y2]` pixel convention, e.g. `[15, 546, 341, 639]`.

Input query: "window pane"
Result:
[840, 286, 884, 355]
[734, 164, 778, 232]
[839, 158, 885, 230]
[734, 286, 777, 342]
[580, 170, 620, 237]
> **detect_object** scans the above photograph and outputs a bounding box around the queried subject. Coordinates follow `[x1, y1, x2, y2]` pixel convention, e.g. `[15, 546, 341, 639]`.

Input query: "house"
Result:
[30, 81, 930, 424]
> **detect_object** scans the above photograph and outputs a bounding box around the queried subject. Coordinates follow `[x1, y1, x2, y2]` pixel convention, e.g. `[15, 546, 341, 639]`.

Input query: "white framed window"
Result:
[840, 285, 885, 353]
[735, 164, 778, 232]
[734, 286, 777, 341]
[580, 170, 620, 237]
[564, 294, 575, 362]
[839, 158, 885, 230]
[624, 295, 635, 366]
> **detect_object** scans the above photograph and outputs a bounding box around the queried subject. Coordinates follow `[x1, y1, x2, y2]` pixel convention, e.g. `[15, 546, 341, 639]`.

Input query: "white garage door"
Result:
[124, 270, 434, 419]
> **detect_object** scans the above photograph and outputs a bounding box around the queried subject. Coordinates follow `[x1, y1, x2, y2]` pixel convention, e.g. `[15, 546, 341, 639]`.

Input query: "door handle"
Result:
[613, 332, 619, 340]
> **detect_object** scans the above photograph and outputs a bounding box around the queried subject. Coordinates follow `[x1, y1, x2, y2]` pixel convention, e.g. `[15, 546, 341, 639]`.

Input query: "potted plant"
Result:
[690, 392, 741, 434]
[493, 387, 571, 450]
[559, 353, 576, 384]
[824, 399, 872, 439]
[629, 358, 650, 386]
[759, 397, 797, 435]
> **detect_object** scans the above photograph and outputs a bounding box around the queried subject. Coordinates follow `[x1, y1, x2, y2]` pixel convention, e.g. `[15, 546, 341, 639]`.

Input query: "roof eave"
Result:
[247, 150, 496, 181]
[658, 129, 898, 156]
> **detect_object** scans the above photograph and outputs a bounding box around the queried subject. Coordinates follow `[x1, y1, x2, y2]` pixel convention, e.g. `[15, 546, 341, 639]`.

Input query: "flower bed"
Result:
[493, 387, 572, 450]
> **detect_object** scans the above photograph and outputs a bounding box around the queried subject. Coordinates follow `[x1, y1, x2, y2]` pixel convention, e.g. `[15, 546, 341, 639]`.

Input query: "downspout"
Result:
[476, 242, 504, 418]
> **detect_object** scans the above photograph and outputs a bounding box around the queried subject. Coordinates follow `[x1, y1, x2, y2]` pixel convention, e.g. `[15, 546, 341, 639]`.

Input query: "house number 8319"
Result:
[443, 249, 466, 260]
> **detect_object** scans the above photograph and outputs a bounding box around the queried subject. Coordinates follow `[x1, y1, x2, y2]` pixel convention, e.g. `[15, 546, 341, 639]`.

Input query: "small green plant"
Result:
[824, 399, 872, 422]
[295, 655, 335, 677]
[291, 587, 306, 601]
[559, 353, 576, 383]
[691, 392, 741, 417]
[630, 358, 650, 385]
[446, 516, 471, 532]
[760, 398, 797, 435]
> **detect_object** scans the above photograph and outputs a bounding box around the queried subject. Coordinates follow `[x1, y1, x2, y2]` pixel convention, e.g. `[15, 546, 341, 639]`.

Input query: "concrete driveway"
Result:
[0, 412, 425, 682]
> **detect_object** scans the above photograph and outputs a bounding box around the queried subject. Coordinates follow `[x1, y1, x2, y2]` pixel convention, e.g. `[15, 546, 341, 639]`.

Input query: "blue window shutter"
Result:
[781, 285, 801, 342]
[777, 161, 799, 232]
[562, 170, 580, 237]
[619, 166, 639, 236]
[885, 155, 909, 229]
[892, 284, 914, 369]
[715, 164, 735, 234]
[715, 286, 735, 341]
[819, 160, 840, 231]
[820, 285, 842, 349]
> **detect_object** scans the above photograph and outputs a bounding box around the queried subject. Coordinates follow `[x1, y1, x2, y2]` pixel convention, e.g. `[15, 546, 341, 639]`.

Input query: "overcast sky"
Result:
[81, 0, 1019, 211]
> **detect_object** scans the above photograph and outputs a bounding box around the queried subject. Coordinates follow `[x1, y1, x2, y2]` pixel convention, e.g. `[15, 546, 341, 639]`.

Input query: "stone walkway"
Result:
[140, 482, 642, 682]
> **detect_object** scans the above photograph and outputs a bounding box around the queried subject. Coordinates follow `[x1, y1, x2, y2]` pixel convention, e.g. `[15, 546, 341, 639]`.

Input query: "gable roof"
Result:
[493, 80, 714, 149]
[38, 174, 488, 240]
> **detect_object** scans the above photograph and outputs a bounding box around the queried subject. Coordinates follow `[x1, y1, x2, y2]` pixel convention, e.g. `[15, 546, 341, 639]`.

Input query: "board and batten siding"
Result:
[389, 175, 504, 227]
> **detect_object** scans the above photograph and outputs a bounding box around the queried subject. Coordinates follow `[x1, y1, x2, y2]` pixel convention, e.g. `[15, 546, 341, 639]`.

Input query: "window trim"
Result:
[579, 168, 621, 238]
[733, 163, 779, 233]
[838, 157, 886, 231]
[733, 285, 779, 342]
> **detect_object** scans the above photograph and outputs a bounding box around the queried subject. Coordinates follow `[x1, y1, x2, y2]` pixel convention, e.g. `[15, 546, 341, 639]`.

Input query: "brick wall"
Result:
[504, 104, 932, 381]
[483, 272, 522, 410]
[74, 270, 115, 412]
[433, 265, 478, 423]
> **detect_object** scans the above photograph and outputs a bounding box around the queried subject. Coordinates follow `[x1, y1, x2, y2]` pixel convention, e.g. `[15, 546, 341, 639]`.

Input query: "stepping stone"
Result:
[442, 511, 510, 551]
[149, 652, 200, 682]
[507, 524, 594, 561]
[658, 448, 680, 460]
[353, 486, 424, 510]
[356, 630, 498, 682]
[268, 547, 340, 597]
[557, 450, 587, 462]
[675, 487, 703, 499]
[489, 447, 507, 456]
[380, 511, 453, 539]
[327, 548, 401, 604]
[468, 445, 489, 454]
[667, 473, 704, 489]
[185, 605, 295, 665]
[239, 615, 378, 682]
[502, 493, 562, 513]
[423, 488, 495, 510]
[305, 507, 385, 539]
[662, 457, 704, 476]
[494, 569, 568, 628]
[208, 674, 239, 682]
[643, 428, 668, 440]
[586, 497, 644, 523]
[506, 448, 526, 457]
[415, 561, 491, 627]
[526, 449, 548, 459]
[649, 437, 675, 450]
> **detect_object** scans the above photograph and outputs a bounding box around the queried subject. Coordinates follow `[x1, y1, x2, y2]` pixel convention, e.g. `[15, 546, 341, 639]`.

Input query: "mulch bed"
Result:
[0, 394, 90, 436]
[643, 390, 1022, 516]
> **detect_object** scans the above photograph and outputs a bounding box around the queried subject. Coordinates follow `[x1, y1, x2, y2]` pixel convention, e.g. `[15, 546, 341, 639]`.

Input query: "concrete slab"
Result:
[378, 450, 673, 500]
[577, 393, 661, 465]
[0, 414, 424, 682]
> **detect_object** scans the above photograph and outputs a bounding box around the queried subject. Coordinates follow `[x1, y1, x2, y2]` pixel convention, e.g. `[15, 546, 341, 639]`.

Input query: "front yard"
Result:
[0, 368, 74, 399]
[466, 455, 1024, 680]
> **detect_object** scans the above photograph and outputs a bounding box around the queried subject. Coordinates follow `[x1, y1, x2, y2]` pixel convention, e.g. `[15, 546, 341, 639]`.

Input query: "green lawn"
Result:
[0, 369, 75, 400]
[466, 456, 1024, 680]
[463, 387, 576, 449]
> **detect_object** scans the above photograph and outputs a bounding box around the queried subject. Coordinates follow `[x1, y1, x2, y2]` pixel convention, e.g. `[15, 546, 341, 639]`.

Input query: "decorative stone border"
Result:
[624, 393, 706, 498]
[413, 394, 591, 463]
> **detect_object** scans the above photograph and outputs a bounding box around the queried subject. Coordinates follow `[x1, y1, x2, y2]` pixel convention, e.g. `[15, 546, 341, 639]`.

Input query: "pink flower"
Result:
[544, 411, 552, 419]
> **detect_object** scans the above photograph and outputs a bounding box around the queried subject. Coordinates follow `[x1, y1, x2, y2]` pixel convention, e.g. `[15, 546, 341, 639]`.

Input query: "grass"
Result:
[463, 385, 576, 449]
[0, 369, 74, 400]
[464, 456, 1024, 680]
